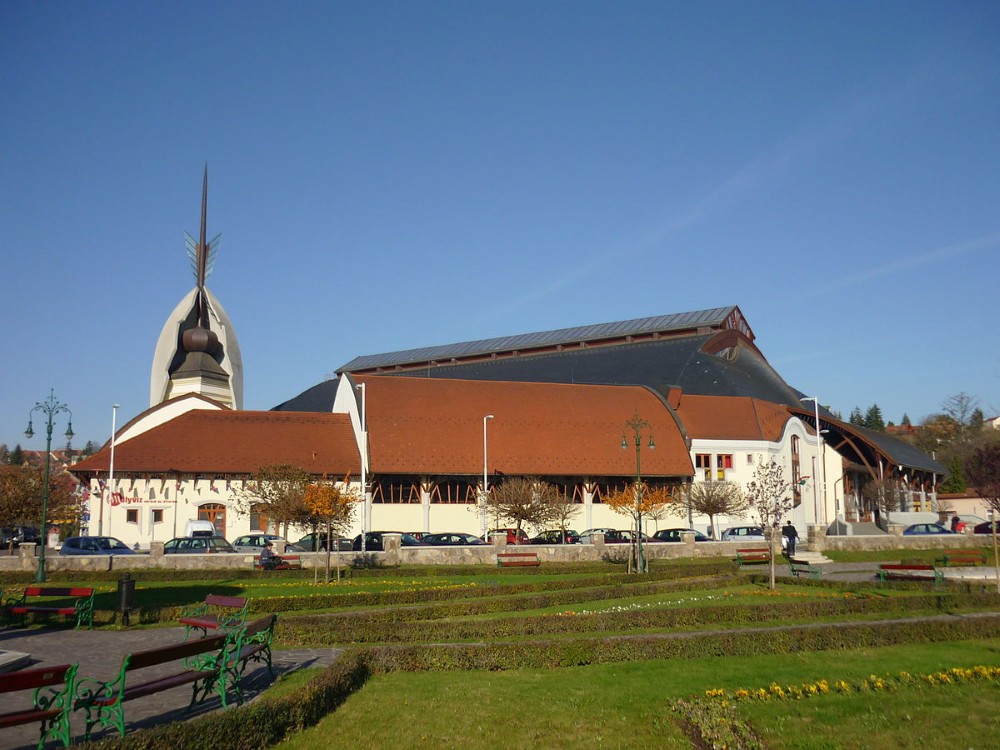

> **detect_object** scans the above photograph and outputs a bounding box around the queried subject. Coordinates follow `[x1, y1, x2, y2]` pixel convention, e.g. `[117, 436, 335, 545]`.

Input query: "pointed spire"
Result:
[196, 165, 209, 329]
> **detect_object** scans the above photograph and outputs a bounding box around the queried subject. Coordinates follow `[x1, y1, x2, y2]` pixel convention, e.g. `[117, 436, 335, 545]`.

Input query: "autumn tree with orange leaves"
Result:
[603, 481, 674, 573]
[304, 477, 359, 583]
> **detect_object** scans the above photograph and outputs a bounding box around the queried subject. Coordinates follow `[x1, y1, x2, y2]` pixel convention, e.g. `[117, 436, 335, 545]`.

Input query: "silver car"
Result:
[231, 533, 304, 554]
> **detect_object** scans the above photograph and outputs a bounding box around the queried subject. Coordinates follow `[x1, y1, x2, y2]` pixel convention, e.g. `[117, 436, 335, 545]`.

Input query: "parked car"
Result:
[59, 536, 135, 555]
[974, 521, 1000, 535]
[722, 525, 788, 549]
[422, 532, 488, 546]
[578, 528, 629, 544]
[902, 523, 954, 536]
[618, 529, 665, 543]
[653, 528, 711, 543]
[162, 536, 236, 553]
[1, 526, 41, 547]
[530, 529, 580, 545]
[486, 528, 531, 545]
[352, 531, 428, 551]
[294, 532, 353, 551]
[578, 528, 616, 544]
[231, 533, 305, 554]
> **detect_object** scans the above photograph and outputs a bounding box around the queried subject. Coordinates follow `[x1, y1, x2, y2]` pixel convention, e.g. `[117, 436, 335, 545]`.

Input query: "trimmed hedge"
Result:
[80, 650, 370, 750]
[279, 591, 1000, 645]
[359, 612, 1000, 671]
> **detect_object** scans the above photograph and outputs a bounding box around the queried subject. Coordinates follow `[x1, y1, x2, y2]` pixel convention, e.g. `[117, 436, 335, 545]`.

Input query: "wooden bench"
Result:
[0, 663, 77, 748]
[788, 558, 821, 579]
[497, 551, 541, 568]
[178, 594, 249, 639]
[734, 548, 771, 567]
[935, 549, 987, 567]
[73, 634, 229, 740]
[877, 564, 943, 585]
[252, 554, 303, 570]
[3, 586, 96, 629]
[221, 614, 278, 705]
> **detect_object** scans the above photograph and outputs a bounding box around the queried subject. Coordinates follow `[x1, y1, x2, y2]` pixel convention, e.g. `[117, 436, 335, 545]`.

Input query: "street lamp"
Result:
[100, 403, 119, 537]
[800, 397, 828, 525]
[24, 389, 73, 583]
[482, 415, 494, 539]
[622, 411, 654, 574]
[355, 383, 368, 552]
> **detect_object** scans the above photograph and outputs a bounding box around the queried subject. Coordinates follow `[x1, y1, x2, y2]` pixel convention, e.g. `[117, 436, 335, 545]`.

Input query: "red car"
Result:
[488, 528, 531, 545]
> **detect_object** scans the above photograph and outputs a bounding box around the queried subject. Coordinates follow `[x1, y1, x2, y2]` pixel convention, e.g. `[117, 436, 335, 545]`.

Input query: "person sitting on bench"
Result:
[258, 541, 282, 570]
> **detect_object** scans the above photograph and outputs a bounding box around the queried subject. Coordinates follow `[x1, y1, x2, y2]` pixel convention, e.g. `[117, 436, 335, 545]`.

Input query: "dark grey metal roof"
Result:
[338, 306, 740, 373]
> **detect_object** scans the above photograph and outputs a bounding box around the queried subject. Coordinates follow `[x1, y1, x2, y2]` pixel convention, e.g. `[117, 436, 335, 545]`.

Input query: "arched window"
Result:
[198, 503, 226, 536]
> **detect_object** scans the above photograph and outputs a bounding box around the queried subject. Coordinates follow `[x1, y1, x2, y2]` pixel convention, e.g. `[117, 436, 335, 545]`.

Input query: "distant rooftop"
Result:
[339, 305, 750, 373]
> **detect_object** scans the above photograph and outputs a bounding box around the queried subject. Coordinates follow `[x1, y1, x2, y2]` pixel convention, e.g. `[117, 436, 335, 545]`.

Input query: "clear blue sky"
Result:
[2, 1, 998, 450]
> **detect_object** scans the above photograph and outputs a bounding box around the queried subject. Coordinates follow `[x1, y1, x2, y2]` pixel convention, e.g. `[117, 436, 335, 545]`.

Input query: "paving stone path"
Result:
[0, 626, 341, 750]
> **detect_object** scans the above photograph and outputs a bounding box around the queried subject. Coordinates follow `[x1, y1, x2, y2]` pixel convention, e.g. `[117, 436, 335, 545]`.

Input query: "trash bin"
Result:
[117, 572, 135, 627]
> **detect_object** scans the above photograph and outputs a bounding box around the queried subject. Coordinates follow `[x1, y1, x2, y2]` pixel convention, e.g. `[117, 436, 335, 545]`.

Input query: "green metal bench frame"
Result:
[3, 586, 96, 629]
[0, 663, 77, 749]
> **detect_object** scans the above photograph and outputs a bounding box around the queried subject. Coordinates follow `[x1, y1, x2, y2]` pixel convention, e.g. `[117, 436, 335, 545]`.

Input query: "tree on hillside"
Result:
[943, 392, 979, 429]
[965, 442, 1000, 594]
[303, 476, 359, 582]
[488, 477, 565, 538]
[235, 464, 312, 537]
[966, 443, 1000, 517]
[744, 459, 794, 590]
[669, 481, 747, 540]
[940, 455, 967, 494]
[864, 404, 885, 432]
[0, 465, 78, 547]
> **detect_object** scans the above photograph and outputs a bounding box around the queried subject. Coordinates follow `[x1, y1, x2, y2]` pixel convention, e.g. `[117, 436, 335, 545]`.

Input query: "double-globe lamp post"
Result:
[622, 411, 654, 574]
[24, 389, 73, 583]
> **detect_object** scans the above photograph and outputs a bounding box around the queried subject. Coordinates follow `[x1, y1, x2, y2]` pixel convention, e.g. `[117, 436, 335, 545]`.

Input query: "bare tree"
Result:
[861, 476, 906, 528]
[744, 459, 794, 590]
[489, 477, 564, 536]
[670, 481, 747, 540]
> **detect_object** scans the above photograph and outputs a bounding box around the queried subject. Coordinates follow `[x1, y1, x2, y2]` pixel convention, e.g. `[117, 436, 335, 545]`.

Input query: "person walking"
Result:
[782, 520, 798, 558]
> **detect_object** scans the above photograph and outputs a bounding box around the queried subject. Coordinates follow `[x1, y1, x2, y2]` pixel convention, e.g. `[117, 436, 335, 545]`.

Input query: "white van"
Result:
[184, 520, 218, 537]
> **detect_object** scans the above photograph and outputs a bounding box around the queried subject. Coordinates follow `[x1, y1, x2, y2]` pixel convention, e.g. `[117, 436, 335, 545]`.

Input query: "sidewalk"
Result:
[0, 626, 341, 749]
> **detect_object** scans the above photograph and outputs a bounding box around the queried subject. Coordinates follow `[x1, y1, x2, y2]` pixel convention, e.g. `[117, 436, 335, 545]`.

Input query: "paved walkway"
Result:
[0, 626, 341, 750]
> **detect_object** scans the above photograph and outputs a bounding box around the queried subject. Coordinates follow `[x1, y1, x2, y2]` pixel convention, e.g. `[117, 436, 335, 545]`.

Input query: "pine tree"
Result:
[940, 455, 967, 493]
[864, 404, 885, 432]
[9, 444, 25, 465]
[849, 407, 865, 426]
[901, 413, 911, 427]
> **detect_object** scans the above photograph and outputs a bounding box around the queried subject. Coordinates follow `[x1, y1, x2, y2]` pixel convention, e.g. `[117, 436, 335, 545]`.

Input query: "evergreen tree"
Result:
[9, 444, 25, 465]
[0, 443, 8, 465]
[940, 455, 967, 493]
[901, 413, 911, 427]
[971, 408, 985, 431]
[83, 440, 99, 456]
[849, 407, 865, 426]
[864, 404, 885, 432]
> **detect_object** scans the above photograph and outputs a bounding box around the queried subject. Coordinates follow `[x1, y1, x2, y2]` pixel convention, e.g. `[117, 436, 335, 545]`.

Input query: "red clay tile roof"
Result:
[355, 376, 693, 477]
[674, 394, 791, 442]
[69, 410, 359, 476]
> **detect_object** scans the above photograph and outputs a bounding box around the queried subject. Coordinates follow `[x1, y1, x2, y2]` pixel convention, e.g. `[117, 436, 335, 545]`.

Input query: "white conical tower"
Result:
[150, 167, 244, 409]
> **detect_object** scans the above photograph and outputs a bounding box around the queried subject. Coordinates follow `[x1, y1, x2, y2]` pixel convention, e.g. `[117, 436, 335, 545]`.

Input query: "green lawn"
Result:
[274, 639, 1000, 749]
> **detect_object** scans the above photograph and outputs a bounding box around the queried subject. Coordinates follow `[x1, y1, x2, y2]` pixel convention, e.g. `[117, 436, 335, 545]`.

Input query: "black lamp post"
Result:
[25, 389, 73, 583]
[622, 411, 654, 574]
